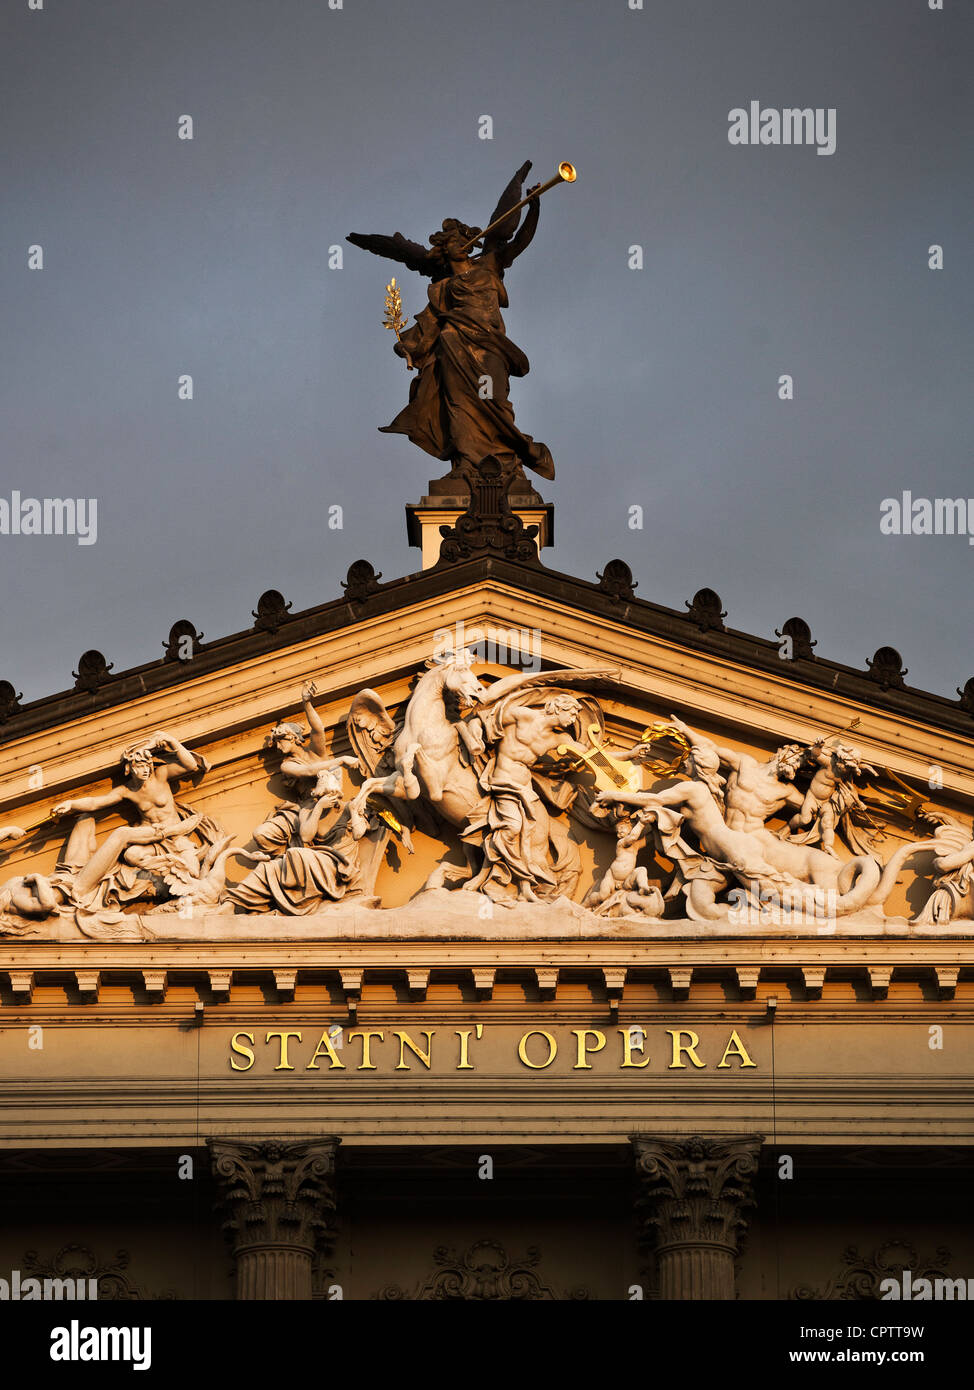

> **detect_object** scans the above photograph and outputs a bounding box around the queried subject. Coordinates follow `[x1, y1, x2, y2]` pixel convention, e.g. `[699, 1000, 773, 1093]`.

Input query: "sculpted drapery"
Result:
[347, 161, 555, 483]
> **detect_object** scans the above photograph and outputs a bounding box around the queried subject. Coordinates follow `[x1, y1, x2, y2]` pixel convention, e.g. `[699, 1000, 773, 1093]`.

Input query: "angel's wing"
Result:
[346, 689, 398, 776]
[482, 160, 533, 249]
[345, 232, 442, 278]
[475, 666, 620, 707]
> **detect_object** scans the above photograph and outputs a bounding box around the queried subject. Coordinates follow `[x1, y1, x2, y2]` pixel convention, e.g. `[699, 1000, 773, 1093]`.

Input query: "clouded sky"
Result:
[2, 0, 971, 704]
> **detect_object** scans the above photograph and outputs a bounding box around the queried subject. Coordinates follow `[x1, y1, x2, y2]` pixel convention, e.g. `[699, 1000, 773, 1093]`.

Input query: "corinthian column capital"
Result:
[208, 1137, 340, 1299]
[631, 1134, 764, 1299]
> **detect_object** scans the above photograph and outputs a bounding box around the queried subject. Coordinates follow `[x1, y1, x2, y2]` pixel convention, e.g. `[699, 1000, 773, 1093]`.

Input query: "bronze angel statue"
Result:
[347, 160, 566, 485]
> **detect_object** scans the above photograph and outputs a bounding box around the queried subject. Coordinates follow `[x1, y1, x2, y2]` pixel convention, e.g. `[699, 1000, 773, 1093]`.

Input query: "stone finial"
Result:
[437, 456, 540, 565]
[775, 616, 817, 660]
[957, 678, 974, 715]
[73, 651, 114, 693]
[865, 646, 907, 690]
[163, 619, 204, 663]
[685, 588, 727, 632]
[0, 681, 23, 723]
[342, 560, 383, 602]
[252, 590, 293, 634]
[596, 559, 637, 602]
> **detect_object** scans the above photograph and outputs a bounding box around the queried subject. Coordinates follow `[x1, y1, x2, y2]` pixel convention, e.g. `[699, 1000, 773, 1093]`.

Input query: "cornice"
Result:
[3, 553, 972, 748]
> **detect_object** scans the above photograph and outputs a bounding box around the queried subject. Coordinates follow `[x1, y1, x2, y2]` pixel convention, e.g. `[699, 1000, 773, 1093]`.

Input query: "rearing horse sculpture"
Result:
[347, 650, 489, 834]
[347, 650, 616, 893]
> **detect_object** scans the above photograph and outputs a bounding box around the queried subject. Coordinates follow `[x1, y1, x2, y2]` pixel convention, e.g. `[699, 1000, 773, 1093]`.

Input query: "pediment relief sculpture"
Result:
[0, 647, 970, 940]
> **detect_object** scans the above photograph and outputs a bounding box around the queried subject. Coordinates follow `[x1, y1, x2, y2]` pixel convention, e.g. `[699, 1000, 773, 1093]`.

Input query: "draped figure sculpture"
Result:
[347, 160, 558, 487]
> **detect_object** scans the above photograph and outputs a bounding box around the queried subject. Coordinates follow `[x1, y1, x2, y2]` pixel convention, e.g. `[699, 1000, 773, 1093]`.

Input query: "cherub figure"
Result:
[786, 738, 878, 856]
[583, 807, 664, 918]
[269, 682, 360, 805]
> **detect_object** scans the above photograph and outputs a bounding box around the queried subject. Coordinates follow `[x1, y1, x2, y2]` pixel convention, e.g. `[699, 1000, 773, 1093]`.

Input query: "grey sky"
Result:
[2, 0, 971, 704]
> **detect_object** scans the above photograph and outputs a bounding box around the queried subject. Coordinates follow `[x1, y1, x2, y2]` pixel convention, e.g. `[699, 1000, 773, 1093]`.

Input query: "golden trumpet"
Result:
[458, 162, 577, 253]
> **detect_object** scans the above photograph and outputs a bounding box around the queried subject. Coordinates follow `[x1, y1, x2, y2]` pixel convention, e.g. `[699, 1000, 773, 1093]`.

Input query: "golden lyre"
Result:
[457, 162, 578, 254]
[556, 724, 642, 794]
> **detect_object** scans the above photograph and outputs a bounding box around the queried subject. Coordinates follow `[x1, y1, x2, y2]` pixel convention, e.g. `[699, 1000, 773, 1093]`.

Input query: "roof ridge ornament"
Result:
[72, 650, 114, 694]
[596, 559, 637, 602]
[342, 560, 383, 603]
[685, 588, 727, 632]
[775, 616, 817, 661]
[865, 646, 907, 690]
[252, 589, 293, 634]
[0, 681, 23, 724]
[163, 619, 204, 663]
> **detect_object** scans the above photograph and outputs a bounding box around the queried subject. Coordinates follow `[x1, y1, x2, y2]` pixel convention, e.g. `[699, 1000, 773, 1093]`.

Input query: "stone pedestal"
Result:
[406, 470, 553, 568]
[209, 1138, 339, 1300]
[632, 1134, 763, 1300]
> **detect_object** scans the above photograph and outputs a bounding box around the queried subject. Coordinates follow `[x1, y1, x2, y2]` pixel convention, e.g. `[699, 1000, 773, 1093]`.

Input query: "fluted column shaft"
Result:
[236, 1246, 312, 1300]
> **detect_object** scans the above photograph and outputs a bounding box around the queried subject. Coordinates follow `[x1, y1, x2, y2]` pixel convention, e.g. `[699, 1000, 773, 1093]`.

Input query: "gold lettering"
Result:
[572, 1028, 606, 1069]
[517, 1029, 557, 1069]
[225, 1022, 757, 1077]
[229, 1031, 255, 1072]
[347, 1029, 384, 1070]
[394, 1029, 435, 1070]
[455, 1028, 476, 1070]
[666, 1028, 705, 1069]
[265, 1029, 302, 1071]
[618, 1027, 651, 1068]
[716, 1028, 757, 1068]
[306, 1030, 346, 1071]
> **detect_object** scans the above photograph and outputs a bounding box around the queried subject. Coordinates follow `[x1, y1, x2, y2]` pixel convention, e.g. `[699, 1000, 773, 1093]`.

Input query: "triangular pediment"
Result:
[1, 568, 972, 938]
